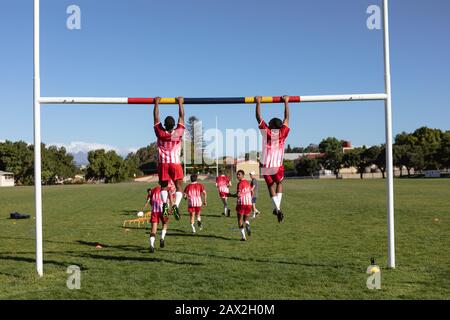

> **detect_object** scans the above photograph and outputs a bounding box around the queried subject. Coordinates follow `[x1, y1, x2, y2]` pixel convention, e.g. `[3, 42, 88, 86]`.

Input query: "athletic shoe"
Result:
[227, 209, 231, 217]
[162, 203, 169, 218]
[197, 220, 203, 231]
[277, 209, 284, 223]
[245, 223, 251, 236]
[150, 246, 155, 253]
[240, 238, 247, 242]
[272, 209, 277, 216]
[222, 212, 226, 216]
[172, 205, 180, 220]
[255, 210, 261, 217]
[160, 239, 165, 248]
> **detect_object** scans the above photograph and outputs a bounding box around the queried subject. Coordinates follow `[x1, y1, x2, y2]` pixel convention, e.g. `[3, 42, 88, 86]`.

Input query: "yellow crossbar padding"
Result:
[160, 98, 177, 104]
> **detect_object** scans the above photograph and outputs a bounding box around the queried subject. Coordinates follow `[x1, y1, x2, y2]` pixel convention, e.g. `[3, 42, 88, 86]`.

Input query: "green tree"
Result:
[185, 116, 205, 166]
[283, 160, 295, 171]
[343, 147, 377, 179]
[395, 132, 417, 146]
[0, 140, 34, 185]
[86, 149, 128, 183]
[304, 144, 319, 153]
[126, 143, 159, 176]
[393, 144, 424, 177]
[393, 145, 407, 177]
[412, 127, 443, 170]
[371, 145, 386, 178]
[395, 127, 443, 170]
[295, 157, 321, 178]
[319, 138, 344, 179]
[292, 147, 305, 153]
[407, 146, 425, 174]
[437, 131, 450, 169]
[40, 145, 77, 185]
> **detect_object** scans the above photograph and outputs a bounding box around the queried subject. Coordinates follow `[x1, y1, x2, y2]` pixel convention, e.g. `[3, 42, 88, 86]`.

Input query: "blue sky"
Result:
[0, 0, 449, 156]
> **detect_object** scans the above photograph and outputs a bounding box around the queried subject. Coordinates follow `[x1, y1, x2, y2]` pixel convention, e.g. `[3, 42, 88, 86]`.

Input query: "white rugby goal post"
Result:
[33, 0, 395, 276]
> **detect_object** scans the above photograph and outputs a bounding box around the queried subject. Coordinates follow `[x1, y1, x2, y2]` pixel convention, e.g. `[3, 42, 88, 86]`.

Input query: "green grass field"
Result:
[0, 179, 449, 300]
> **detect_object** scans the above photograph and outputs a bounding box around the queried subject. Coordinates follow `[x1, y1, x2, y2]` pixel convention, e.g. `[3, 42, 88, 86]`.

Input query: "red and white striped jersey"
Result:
[259, 120, 290, 168]
[149, 186, 163, 213]
[184, 182, 205, 208]
[237, 180, 252, 206]
[216, 175, 230, 194]
[154, 123, 185, 164]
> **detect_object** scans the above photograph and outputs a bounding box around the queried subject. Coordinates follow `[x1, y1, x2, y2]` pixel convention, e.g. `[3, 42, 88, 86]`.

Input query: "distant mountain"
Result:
[71, 151, 89, 166]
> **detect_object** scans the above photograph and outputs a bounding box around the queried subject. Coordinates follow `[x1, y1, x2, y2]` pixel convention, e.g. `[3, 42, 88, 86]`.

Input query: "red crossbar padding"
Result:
[272, 96, 301, 103]
[128, 98, 154, 104]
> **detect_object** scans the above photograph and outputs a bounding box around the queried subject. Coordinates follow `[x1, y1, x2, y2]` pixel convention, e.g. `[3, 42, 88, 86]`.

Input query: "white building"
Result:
[0, 171, 15, 187]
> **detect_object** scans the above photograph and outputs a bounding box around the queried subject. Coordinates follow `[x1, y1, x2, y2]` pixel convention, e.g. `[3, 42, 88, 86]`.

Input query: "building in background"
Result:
[0, 171, 15, 187]
[235, 159, 260, 180]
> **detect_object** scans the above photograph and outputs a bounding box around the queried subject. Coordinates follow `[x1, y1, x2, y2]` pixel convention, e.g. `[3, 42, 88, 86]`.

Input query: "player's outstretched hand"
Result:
[177, 96, 184, 104]
[255, 96, 262, 104]
[282, 95, 290, 103]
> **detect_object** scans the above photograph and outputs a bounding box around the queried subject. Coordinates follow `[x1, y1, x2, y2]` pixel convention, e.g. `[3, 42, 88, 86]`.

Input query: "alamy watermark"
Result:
[367, 5, 381, 30]
[66, 265, 81, 290]
[67, 5, 81, 30]
[366, 264, 381, 290]
[181, 119, 286, 167]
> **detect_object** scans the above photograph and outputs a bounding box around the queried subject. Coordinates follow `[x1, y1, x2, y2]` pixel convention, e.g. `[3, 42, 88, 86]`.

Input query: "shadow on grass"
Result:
[167, 228, 189, 234]
[70, 252, 204, 266]
[166, 232, 237, 241]
[0, 236, 87, 246]
[128, 228, 237, 242]
[76, 240, 146, 252]
[196, 214, 226, 219]
[161, 249, 343, 269]
[119, 225, 150, 230]
[0, 271, 26, 279]
[168, 228, 236, 241]
[118, 209, 140, 216]
[0, 254, 88, 270]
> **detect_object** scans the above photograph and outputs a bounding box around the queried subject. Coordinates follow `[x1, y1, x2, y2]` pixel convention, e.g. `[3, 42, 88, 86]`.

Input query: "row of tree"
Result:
[0, 141, 77, 185]
[1, 126, 448, 185]
[0, 140, 152, 185]
[291, 127, 450, 178]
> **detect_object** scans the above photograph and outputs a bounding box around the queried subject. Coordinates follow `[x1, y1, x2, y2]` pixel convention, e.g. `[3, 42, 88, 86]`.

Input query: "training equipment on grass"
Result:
[32, 0, 396, 276]
[123, 212, 151, 228]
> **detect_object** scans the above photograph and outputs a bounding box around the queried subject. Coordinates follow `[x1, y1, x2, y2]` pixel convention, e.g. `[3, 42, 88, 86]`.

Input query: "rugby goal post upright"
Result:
[383, 0, 395, 269]
[33, 0, 43, 277]
[33, 0, 395, 277]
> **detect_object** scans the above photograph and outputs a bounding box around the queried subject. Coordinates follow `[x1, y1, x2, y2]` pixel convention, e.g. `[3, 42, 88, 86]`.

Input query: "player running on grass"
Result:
[154, 96, 185, 221]
[255, 96, 290, 223]
[183, 174, 207, 234]
[216, 170, 232, 217]
[147, 185, 169, 253]
[229, 170, 252, 241]
[143, 181, 174, 212]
